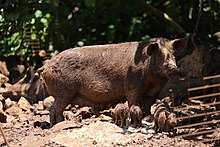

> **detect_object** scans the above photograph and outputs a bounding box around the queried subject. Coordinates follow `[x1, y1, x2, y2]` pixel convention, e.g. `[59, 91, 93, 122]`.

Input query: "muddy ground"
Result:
[0, 96, 214, 147]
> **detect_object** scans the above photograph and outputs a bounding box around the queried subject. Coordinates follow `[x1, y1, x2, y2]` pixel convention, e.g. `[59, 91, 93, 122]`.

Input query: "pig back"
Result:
[41, 42, 147, 104]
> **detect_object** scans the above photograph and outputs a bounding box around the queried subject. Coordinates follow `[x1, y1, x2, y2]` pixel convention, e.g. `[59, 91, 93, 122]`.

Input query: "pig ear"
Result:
[171, 36, 188, 52]
[146, 42, 159, 56]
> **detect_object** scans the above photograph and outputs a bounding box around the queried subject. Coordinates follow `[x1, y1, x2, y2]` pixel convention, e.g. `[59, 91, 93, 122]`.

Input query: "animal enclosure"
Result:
[172, 74, 220, 145]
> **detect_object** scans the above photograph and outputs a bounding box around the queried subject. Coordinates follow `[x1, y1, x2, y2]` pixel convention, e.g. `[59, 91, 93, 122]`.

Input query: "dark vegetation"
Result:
[0, 0, 220, 68]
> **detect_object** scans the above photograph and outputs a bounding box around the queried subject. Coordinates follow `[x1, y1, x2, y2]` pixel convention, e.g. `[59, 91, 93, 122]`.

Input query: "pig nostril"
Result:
[170, 122, 177, 127]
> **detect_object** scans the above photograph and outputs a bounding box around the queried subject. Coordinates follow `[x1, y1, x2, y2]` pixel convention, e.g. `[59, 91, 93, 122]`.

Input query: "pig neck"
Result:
[143, 68, 168, 88]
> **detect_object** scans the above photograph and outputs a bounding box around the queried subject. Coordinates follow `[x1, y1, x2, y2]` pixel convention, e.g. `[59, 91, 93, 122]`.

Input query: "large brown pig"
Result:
[38, 37, 188, 126]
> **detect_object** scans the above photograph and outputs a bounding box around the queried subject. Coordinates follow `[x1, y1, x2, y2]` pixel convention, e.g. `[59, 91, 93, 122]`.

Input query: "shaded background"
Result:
[0, 0, 219, 68]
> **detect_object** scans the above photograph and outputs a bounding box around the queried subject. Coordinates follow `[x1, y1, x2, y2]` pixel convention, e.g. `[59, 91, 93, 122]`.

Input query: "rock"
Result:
[33, 103, 39, 112]
[18, 97, 33, 111]
[51, 120, 82, 132]
[34, 110, 50, 115]
[63, 111, 75, 121]
[140, 128, 148, 134]
[75, 106, 93, 119]
[4, 83, 12, 88]
[37, 101, 44, 111]
[0, 101, 3, 111]
[0, 73, 8, 87]
[6, 115, 16, 124]
[49, 121, 151, 146]
[41, 115, 50, 123]
[5, 105, 23, 116]
[148, 129, 156, 134]
[5, 98, 13, 109]
[98, 114, 112, 122]
[18, 113, 30, 123]
[0, 94, 4, 101]
[43, 96, 54, 110]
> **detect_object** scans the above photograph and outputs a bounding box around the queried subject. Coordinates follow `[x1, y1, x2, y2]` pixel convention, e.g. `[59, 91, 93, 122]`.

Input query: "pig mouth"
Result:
[167, 68, 180, 78]
[157, 67, 179, 79]
[169, 121, 177, 127]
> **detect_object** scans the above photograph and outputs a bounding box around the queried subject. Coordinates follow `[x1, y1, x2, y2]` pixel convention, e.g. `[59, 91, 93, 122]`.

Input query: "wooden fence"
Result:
[172, 74, 220, 144]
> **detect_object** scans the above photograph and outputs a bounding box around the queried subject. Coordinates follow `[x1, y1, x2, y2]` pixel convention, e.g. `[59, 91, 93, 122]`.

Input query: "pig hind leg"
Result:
[138, 117, 142, 127]
[50, 96, 75, 126]
[133, 118, 138, 128]
[115, 113, 118, 125]
[119, 115, 125, 128]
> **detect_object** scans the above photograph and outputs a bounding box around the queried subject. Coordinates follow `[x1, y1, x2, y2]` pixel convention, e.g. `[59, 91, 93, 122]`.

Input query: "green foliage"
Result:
[0, 0, 219, 65]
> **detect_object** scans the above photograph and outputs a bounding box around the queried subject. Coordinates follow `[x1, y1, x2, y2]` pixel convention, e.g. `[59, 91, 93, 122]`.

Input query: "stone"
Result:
[51, 121, 82, 133]
[37, 101, 44, 111]
[34, 110, 50, 115]
[18, 113, 30, 123]
[18, 97, 33, 111]
[6, 115, 16, 124]
[0, 101, 3, 111]
[98, 114, 112, 122]
[5, 98, 13, 109]
[5, 105, 23, 116]
[43, 96, 54, 110]
[0, 94, 4, 101]
[0, 73, 8, 87]
[63, 111, 75, 121]
[75, 106, 93, 119]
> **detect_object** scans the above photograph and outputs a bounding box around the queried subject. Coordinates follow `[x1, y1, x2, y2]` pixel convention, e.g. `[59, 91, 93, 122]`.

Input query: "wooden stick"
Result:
[175, 129, 215, 138]
[0, 124, 10, 147]
[189, 92, 220, 100]
[203, 74, 220, 80]
[174, 119, 220, 129]
[176, 110, 220, 120]
[173, 101, 220, 111]
[188, 83, 220, 92]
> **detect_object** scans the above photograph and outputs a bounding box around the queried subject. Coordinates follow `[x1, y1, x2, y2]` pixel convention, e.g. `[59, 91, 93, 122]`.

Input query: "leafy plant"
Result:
[0, 0, 219, 67]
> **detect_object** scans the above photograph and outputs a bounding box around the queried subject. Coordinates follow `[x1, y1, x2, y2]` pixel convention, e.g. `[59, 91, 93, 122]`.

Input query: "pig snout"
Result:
[167, 66, 180, 78]
[169, 119, 177, 127]
[169, 67, 179, 75]
[168, 114, 177, 127]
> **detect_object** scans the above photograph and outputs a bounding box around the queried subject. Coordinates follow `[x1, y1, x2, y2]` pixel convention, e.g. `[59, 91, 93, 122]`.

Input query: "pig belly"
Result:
[77, 79, 126, 104]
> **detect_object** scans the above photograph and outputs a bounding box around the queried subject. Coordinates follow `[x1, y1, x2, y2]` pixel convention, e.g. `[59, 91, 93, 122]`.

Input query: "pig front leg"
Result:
[125, 89, 142, 108]
[141, 96, 156, 116]
[124, 77, 143, 109]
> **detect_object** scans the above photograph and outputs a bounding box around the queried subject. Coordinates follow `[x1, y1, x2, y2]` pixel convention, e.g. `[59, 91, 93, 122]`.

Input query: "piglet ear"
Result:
[171, 36, 188, 52]
[146, 42, 159, 56]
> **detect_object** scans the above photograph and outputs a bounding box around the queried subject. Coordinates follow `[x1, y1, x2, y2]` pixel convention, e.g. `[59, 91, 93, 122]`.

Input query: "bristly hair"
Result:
[148, 37, 170, 47]
[148, 37, 174, 54]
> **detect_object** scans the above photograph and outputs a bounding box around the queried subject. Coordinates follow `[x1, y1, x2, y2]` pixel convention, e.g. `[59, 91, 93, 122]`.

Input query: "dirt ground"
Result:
[0, 97, 214, 147]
